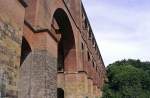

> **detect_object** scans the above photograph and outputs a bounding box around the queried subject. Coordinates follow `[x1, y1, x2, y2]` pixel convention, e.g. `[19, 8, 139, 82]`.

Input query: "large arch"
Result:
[52, 8, 77, 72]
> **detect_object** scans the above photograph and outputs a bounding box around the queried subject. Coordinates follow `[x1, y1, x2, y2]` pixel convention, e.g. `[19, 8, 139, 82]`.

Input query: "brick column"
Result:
[0, 0, 25, 98]
[65, 73, 77, 98]
[88, 78, 93, 98]
[64, 49, 77, 73]
[19, 32, 57, 98]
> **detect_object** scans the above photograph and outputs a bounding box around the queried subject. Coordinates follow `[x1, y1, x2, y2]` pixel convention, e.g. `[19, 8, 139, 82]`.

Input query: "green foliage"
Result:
[102, 59, 150, 98]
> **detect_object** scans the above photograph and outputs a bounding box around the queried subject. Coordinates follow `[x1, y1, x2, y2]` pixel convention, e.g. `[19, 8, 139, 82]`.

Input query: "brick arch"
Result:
[49, 0, 78, 43]
[52, 8, 77, 72]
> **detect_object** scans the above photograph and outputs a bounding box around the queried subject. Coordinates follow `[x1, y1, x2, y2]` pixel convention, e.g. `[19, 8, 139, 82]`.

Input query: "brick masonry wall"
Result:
[0, 0, 25, 97]
[0, 0, 106, 98]
[19, 50, 57, 98]
[0, 21, 21, 97]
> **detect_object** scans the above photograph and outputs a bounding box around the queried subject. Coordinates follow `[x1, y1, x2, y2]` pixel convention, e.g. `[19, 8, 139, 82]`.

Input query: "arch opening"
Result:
[52, 8, 76, 72]
[20, 37, 31, 65]
[57, 88, 64, 98]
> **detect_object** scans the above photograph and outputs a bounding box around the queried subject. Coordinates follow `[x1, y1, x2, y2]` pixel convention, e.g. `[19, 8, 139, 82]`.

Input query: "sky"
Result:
[82, 0, 150, 66]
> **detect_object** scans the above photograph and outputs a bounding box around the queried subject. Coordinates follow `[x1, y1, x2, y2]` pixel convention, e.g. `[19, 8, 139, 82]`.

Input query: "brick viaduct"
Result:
[0, 0, 106, 98]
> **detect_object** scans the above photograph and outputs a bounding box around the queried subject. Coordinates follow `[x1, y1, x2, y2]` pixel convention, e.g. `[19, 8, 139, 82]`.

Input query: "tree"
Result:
[102, 59, 150, 98]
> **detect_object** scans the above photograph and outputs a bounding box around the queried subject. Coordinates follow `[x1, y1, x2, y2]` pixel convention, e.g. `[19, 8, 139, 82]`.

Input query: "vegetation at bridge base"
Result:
[102, 59, 150, 98]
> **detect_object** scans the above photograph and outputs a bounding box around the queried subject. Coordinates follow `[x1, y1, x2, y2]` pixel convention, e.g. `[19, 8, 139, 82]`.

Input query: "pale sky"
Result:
[82, 0, 150, 66]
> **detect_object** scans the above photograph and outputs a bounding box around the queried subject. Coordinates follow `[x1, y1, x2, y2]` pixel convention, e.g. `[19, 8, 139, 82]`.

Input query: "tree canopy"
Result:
[102, 59, 150, 98]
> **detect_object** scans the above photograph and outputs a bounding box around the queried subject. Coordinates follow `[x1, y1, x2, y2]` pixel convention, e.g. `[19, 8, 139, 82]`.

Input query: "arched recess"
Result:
[20, 37, 31, 65]
[57, 88, 64, 98]
[52, 8, 77, 72]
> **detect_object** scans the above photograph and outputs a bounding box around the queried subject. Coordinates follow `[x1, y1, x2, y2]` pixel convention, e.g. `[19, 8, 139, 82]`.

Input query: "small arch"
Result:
[20, 37, 31, 65]
[57, 88, 64, 98]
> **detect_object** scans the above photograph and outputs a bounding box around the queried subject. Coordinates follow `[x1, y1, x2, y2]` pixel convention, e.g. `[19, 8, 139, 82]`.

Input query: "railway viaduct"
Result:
[0, 0, 106, 98]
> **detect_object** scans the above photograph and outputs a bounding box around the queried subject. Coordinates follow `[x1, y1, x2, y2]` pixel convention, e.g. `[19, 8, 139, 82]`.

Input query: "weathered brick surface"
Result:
[0, 0, 106, 98]
[19, 50, 57, 98]
[0, 0, 24, 97]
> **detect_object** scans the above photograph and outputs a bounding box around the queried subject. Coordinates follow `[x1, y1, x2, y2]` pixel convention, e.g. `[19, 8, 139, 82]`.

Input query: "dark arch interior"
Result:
[57, 88, 64, 98]
[20, 37, 31, 65]
[53, 9, 76, 71]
